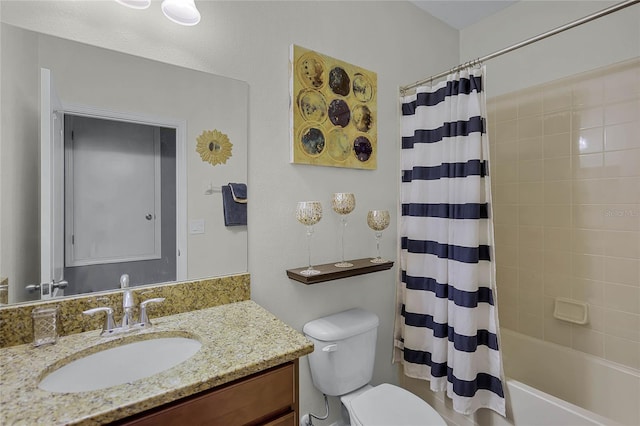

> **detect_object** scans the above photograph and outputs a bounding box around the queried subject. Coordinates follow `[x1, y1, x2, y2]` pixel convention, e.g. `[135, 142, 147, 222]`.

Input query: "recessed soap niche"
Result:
[553, 298, 589, 325]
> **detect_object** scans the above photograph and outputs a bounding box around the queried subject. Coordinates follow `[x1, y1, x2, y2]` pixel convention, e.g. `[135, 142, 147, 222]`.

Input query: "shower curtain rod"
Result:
[400, 0, 640, 93]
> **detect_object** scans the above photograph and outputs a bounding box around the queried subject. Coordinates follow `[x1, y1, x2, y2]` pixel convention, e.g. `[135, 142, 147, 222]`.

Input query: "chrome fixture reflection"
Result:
[115, 0, 151, 9]
[115, 0, 201, 26]
[296, 201, 323, 276]
[120, 274, 134, 329]
[367, 210, 390, 264]
[332, 193, 356, 268]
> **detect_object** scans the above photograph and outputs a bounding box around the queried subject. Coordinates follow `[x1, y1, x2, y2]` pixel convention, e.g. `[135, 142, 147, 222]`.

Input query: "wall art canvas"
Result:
[290, 45, 377, 169]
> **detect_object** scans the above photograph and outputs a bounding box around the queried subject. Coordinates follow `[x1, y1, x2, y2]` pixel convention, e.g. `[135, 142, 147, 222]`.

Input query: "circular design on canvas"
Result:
[299, 126, 325, 156]
[297, 89, 328, 123]
[326, 129, 351, 162]
[353, 135, 373, 162]
[352, 104, 373, 132]
[297, 53, 325, 89]
[328, 99, 351, 128]
[352, 73, 374, 102]
[329, 67, 350, 96]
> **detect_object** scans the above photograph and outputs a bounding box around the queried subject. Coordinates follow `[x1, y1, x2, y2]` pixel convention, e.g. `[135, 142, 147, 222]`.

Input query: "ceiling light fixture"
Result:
[161, 0, 201, 26]
[114, 0, 201, 26]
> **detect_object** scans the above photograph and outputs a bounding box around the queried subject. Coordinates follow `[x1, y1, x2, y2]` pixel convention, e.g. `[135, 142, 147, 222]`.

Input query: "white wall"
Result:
[460, 0, 640, 97]
[0, 24, 40, 303]
[0, 1, 459, 422]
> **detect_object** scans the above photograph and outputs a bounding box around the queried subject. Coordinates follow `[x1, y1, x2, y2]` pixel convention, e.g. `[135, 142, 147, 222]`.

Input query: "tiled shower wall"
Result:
[487, 58, 640, 370]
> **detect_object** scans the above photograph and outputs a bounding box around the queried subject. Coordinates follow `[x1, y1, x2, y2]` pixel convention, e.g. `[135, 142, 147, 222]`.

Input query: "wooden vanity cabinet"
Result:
[119, 360, 299, 426]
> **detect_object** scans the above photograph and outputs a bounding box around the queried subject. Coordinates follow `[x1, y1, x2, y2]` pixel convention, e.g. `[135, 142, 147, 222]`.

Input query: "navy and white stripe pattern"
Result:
[395, 66, 505, 416]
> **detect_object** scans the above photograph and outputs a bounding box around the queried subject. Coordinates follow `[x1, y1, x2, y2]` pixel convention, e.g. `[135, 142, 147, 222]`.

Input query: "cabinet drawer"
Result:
[123, 362, 296, 426]
[263, 412, 296, 426]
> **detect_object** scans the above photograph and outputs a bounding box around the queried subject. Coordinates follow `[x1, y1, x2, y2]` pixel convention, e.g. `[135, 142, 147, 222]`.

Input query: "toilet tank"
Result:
[303, 308, 379, 396]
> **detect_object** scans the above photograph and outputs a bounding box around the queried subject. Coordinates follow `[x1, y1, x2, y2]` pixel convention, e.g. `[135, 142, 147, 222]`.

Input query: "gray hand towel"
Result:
[222, 183, 247, 226]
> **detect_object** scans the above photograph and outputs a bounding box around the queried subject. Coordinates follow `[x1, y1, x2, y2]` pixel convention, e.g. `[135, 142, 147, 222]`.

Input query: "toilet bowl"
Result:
[303, 308, 447, 426]
[341, 384, 447, 426]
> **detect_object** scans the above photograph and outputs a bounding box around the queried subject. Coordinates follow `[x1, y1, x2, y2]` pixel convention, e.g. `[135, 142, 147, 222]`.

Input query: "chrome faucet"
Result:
[82, 274, 165, 336]
[139, 298, 165, 327]
[82, 306, 117, 336]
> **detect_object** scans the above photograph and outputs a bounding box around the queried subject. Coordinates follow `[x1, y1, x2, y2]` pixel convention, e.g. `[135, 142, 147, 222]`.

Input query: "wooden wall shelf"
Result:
[286, 258, 394, 284]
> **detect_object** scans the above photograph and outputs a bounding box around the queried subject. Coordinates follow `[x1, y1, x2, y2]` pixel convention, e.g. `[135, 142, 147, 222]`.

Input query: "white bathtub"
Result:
[496, 328, 639, 426]
[472, 377, 618, 426]
[401, 328, 640, 425]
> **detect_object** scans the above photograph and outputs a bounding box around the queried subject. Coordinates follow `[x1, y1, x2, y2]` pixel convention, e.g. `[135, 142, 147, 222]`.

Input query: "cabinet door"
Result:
[122, 361, 297, 426]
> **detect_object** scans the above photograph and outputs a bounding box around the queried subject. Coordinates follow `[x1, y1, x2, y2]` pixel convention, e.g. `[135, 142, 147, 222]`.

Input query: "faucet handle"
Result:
[139, 298, 165, 327]
[83, 307, 116, 335]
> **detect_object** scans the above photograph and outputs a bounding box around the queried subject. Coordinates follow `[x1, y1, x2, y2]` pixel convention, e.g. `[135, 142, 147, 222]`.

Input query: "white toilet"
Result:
[303, 308, 447, 426]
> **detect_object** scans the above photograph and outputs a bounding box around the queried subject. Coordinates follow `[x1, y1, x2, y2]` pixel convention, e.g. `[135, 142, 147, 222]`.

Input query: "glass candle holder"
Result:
[332, 193, 356, 267]
[32, 306, 59, 347]
[367, 210, 390, 263]
[296, 201, 323, 276]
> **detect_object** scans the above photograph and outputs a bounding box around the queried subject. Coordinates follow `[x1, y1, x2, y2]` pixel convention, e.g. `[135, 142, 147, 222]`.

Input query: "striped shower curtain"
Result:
[394, 65, 506, 416]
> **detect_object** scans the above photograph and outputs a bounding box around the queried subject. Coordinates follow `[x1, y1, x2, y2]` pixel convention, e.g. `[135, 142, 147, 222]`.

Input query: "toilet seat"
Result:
[345, 383, 447, 426]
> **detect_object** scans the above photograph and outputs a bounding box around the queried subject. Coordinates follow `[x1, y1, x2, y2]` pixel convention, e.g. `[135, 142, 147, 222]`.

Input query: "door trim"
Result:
[40, 68, 65, 299]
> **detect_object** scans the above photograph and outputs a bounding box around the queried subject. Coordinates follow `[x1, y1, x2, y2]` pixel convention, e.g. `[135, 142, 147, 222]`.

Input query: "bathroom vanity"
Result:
[120, 362, 297, 425]
[0, 300, 313, 425]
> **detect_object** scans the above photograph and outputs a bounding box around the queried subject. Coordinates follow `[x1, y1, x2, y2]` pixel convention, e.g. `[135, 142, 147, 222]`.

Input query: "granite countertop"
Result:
[0, 300, 314, 425]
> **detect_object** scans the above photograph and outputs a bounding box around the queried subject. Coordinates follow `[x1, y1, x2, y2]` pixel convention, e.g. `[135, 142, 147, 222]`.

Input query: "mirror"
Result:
[0, 23, 249, 304]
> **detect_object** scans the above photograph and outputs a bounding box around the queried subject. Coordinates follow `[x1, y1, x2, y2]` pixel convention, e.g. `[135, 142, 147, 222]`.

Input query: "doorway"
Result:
[63, 114, 177, 294]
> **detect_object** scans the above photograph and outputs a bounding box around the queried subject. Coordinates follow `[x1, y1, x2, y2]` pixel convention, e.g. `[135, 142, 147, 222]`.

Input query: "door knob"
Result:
[52, 280, 68, 290]
[25, 284, 41, 292]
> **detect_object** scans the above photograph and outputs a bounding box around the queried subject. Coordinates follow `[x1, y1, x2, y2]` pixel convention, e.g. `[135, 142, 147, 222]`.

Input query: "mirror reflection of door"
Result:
[65, 116, 161, 265]
[62, 115, 177, 295]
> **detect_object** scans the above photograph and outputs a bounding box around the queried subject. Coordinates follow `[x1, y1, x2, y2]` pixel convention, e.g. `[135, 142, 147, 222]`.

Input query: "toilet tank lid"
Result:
[303, 308, 379, 341]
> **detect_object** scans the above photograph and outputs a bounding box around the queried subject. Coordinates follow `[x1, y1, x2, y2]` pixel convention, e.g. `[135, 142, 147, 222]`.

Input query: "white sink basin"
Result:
[38, 336, 202, 393]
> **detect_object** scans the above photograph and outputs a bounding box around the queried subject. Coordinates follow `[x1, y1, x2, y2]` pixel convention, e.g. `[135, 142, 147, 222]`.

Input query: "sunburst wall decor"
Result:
[196, 129, 233, 166]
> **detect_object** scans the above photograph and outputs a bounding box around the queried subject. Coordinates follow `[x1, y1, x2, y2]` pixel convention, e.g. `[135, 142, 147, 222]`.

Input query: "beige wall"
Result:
[0, 1, 459, 422]
[488, 59, 640, 371]
[462, 0, 639, 375]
